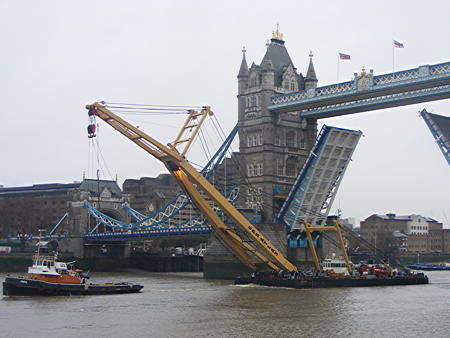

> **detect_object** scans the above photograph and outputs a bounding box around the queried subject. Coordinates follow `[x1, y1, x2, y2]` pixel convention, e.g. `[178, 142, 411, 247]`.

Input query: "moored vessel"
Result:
[2, 238, 143, 296]
[235, 257, 428, 289]
[235, 268, 428, 289]
[408, 263, 450, 271]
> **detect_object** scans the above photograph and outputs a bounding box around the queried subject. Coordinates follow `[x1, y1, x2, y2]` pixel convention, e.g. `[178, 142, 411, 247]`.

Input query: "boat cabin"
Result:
[321, 258, 351, 275]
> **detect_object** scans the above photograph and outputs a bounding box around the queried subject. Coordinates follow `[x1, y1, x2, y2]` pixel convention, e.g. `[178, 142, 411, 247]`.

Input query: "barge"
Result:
[235, 272, 428, 289]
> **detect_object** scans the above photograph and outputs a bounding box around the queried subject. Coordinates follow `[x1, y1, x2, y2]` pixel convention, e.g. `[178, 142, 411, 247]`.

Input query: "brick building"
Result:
[360, 213, 447, 254]
[0, 179, 124, 237]
[122, 174, 180, 216]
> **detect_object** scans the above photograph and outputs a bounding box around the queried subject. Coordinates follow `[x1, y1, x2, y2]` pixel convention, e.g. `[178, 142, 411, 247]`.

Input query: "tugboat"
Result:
[3, 238, 143, 296]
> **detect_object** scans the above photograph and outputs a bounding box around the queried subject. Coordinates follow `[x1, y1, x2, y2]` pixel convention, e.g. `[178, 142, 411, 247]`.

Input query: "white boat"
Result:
[321, 256, 352, 275]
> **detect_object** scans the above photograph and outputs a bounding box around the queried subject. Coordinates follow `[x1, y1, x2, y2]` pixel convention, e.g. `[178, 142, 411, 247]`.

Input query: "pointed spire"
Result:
[238, 46, 249, 78]
[305, 51, 318, 90]
[305, 51, 317, 82]
[261, 28, 293, 73]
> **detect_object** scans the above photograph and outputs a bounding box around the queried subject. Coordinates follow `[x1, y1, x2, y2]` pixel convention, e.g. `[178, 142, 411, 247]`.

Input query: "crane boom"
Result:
[86, 102, 298, 273]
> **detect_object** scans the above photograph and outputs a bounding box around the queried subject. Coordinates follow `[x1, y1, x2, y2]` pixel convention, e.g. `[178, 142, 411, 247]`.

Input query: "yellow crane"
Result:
[86, 102, 298, 273]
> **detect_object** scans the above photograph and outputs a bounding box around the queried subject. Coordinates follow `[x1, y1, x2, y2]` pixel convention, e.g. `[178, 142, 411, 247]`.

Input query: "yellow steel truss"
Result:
[303, 220, 352, 273]
[86, 102, 298, 273]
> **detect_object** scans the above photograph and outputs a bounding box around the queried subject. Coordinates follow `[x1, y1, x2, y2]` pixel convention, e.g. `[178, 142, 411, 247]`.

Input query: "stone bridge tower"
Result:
[204, 29, 319, 278]
[61, 179, 130, 258]
[236, 28, 317, 222]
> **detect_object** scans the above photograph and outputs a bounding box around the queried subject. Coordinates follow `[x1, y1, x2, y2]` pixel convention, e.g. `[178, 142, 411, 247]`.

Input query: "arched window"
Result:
[275, 134, 281, 146]
[256, 163, 263, 176]
[286, 157, 297, 177]
[286, 131, 296, 148]
[277, 159, 284, 176]
[257, 132, 262, 145]
[299, 138, 306, 149]
[247, 164, 255, 177]
[290, 80, 296, 91]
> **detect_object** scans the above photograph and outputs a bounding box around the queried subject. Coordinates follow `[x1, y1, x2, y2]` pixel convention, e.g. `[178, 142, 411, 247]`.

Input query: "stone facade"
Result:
[0, 179, 129, 257]
[122, 174, 180, 216]
[360, 213, 447, 254]
[235, 31, 317, 222]
[204, 30, 321, 278]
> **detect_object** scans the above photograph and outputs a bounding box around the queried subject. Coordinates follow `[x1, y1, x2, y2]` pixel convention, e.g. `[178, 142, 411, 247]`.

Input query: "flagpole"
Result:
[337, 54, 340, 83]
[392, 39, 395, 75]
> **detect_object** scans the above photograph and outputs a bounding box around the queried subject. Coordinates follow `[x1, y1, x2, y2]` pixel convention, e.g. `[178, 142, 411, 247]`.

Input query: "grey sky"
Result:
[0, 0, 449, 224]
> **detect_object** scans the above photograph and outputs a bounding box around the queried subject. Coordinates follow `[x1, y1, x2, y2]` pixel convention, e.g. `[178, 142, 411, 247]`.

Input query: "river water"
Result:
[1, 270, 449, 338]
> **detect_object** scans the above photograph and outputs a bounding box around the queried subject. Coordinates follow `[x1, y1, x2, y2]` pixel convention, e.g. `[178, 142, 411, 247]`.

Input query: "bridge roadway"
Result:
[8, 227, 211, 244]
[269, 61, 450, 118]
[83, 226, 212, 241]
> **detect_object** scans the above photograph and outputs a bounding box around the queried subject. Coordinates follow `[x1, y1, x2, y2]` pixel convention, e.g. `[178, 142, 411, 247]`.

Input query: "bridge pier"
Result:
[203, 223, 288, 279]
[83, 241, 131, 258]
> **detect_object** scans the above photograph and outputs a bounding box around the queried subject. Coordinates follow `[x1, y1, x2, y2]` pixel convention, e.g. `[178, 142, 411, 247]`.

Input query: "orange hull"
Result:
[28, 273, 82, 284]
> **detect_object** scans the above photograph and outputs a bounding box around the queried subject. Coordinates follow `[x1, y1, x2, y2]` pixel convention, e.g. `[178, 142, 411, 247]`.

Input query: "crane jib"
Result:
[86, 102, 297, 273]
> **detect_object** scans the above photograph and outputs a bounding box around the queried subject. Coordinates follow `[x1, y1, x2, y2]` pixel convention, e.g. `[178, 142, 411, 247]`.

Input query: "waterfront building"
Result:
[122, 174, 180, 216]
[360, 213, 447, 254]
[340, 217, 359, 229]
[0, 179, 125, 237]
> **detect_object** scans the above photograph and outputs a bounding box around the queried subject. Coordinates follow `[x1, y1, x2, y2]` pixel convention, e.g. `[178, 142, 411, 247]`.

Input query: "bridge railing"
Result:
[270, 61, 450, 108]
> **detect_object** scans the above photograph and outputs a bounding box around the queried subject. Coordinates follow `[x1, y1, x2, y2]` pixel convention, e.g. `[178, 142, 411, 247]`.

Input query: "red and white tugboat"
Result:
[3, 239, 143, 296]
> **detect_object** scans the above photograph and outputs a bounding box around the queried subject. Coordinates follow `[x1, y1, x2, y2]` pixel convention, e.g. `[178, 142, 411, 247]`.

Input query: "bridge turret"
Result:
[237, 46, 249, 93]
[233, 28, 317, 222]
[305, 51, 318, 90]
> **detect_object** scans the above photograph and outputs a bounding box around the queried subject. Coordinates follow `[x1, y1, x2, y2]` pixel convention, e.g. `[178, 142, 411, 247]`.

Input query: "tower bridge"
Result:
[205, 29, 450, 277]
[74, 30, 449, 277]
[6, 29, 447, 277]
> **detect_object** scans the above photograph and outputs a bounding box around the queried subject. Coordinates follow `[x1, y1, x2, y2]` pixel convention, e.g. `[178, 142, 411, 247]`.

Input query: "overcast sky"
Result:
[0, 0, 449, 225]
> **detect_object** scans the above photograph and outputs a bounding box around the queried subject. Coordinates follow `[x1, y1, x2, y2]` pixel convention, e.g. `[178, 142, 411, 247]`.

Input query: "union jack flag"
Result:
[393, 40, 404, 48]
[339, 53, 351, 60]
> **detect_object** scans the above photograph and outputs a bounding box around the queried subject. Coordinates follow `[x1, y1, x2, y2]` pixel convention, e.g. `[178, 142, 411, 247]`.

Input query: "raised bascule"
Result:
[420, 109, 450, 166]
[30, 29, 448, 278]
[277, 125, 363, 248]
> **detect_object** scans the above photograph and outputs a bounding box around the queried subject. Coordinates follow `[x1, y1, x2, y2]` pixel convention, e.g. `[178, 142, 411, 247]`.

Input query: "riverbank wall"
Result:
[0, 253, 203, 273]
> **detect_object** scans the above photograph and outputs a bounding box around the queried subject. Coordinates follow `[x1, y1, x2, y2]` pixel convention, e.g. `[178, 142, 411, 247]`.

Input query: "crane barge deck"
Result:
[235, 271, 428, 289]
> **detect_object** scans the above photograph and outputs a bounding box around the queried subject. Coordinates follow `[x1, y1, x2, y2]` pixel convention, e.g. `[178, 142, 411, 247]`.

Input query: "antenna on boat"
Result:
[36, 229, 42, 259]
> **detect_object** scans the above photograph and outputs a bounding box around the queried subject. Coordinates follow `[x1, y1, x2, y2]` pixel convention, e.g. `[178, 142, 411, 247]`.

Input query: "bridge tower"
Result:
[236, 28, 317, 222]
[60, 179, 130, 258]
[204, 30, 319, 278]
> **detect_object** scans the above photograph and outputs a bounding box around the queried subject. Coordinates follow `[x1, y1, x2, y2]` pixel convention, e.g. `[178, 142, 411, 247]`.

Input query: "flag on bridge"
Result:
[393, 40, 404, 48]
[339, 53, 351, 60]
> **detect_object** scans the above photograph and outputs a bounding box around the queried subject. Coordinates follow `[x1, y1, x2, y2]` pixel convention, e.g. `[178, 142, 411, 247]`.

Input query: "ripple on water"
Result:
[1, 271, 449, 338]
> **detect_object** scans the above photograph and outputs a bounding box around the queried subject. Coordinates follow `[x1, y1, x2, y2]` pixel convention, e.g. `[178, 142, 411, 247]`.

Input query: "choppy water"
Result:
[1, 270, 449, 338]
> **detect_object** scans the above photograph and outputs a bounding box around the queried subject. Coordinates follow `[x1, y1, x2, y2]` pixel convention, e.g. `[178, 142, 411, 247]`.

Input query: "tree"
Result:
[370, 231, 402, 264]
